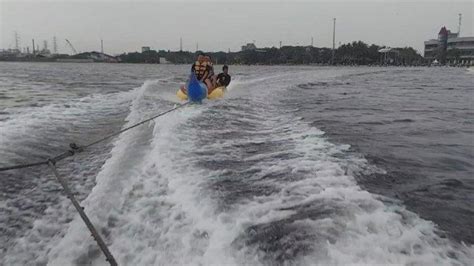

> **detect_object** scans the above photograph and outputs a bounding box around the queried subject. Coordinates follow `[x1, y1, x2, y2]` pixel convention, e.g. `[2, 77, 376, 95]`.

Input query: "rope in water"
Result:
[0, 102, 190, 265]
[0, 102, 189, 171]
[48, 161, 118, 266]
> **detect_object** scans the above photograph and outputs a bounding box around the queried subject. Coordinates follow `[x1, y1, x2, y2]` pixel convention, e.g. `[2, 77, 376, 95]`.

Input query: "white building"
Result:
[424, 27, 474, 66]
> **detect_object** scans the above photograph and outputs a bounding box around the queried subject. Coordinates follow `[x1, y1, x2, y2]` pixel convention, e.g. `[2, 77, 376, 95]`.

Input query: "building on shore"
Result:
[0, 43, 118, 63]
[87, 51, 119, 63]
[0, 49, 21, 58]
[159, 57, 169, 64]
[424, 26, 474, 66]
[378, 47, 400, 65]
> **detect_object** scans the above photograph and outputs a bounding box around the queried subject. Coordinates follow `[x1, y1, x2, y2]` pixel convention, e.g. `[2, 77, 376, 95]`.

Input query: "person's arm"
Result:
[202, 65, 213, 81]
[215, 73, 221, 84]
[200, 69, 209, 81]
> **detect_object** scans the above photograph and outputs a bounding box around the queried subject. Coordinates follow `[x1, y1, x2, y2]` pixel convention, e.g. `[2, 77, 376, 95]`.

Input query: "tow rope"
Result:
[0, 102, 190, 265]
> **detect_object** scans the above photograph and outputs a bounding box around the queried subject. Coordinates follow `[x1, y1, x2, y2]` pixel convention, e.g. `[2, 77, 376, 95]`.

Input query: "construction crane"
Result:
[65, 39, 78, 55]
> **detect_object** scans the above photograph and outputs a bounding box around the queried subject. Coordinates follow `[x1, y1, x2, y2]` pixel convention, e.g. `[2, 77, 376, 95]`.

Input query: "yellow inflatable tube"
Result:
[177, 86, 225, 101]
[177, 88, 188, 101]
[207, 86, 226, 100]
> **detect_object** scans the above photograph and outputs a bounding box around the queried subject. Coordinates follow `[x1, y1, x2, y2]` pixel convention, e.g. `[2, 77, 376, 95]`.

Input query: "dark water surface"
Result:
[0, 62, 473, 265]
[287, 68, 474, 244]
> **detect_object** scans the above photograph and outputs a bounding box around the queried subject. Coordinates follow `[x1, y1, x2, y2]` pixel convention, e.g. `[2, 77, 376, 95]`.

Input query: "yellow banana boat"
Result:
[177, 86, 226, 101]
[208, 86, 226, 100]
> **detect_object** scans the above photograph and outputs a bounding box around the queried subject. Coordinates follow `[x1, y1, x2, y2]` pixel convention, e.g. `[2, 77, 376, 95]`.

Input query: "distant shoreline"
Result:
[1, 41, 430, 66]
[1, 60, 471, 68]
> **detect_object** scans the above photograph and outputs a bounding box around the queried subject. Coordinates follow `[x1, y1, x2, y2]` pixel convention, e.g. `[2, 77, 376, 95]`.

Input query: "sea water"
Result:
[0, 62, 472, 265]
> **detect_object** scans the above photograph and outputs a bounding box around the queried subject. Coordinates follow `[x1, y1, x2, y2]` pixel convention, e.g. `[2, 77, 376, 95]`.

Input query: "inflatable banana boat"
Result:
[177, 86, 225, 101]
[177, 72, 226, 102]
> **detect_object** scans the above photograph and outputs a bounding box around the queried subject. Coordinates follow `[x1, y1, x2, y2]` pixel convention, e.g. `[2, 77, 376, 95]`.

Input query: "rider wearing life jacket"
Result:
[192, 54, 208, 80]
[202, 55, 215, 92]
[189, 53, 215, 93]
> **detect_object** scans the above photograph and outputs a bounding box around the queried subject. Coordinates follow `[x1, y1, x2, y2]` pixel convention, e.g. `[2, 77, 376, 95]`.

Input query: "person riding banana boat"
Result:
[216, 65, 231, 87]
[178, 53, 231, 101]
[192, 53, 214, 91]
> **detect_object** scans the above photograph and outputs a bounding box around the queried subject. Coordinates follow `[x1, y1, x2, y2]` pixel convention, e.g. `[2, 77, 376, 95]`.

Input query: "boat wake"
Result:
[2, 67, 473, 265]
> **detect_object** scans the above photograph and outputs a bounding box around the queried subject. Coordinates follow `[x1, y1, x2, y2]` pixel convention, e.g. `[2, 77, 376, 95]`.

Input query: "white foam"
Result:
[197, 114, 473, 265]
[3, 80, 157, 265]
[0, 89, 136, 164]
[45, 81, 209, 265]
[6, 67, 473, 265]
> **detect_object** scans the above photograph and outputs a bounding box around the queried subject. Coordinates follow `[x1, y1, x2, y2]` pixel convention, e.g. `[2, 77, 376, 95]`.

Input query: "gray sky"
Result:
[1, 0, 472, 55]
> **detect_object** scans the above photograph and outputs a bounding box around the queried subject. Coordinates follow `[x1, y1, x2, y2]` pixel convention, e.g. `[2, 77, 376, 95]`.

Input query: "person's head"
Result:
[223, 65, 229, 74]
[204, 55, 211, 62]
[197, 52, 205, 62]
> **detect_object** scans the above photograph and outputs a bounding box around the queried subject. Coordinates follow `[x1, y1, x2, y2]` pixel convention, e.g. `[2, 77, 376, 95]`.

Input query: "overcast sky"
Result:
[1, 0, 472, 55]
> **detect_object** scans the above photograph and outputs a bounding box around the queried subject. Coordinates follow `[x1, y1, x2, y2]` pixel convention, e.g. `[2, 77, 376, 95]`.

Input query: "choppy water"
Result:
[0, 62, 473, 265]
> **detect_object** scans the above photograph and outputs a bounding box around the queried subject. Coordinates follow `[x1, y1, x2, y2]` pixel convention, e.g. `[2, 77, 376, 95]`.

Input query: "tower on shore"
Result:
[458, 13, 462, 36]
[53, 36, 58, 54]
[43, 40, 48, 51]
[14, 31, 20, 51]
[332, 18, 336, 64]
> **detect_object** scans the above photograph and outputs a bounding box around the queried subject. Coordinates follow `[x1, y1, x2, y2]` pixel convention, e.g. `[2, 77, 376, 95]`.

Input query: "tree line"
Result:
[117, 41, 424, 66]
